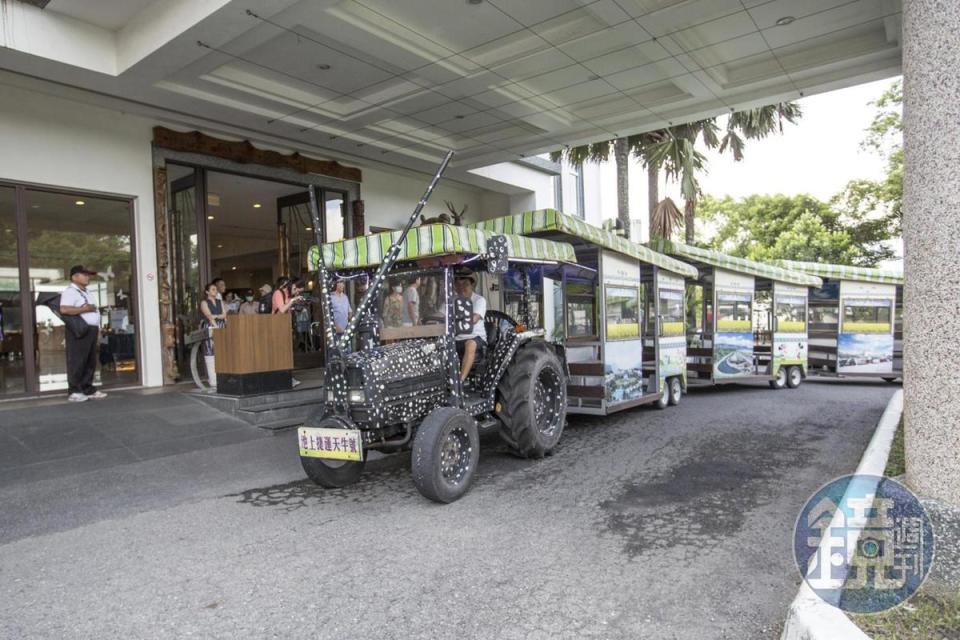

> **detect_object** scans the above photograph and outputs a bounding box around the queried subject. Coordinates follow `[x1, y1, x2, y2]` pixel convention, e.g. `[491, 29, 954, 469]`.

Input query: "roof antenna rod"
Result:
[311, 150, 455, 352]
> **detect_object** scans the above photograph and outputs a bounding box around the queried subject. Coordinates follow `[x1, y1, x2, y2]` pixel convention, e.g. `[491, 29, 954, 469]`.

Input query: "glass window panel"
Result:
[170, 177, 201, 371]
[325, 193, 345, 243]
[716, 291, 752, 332]
[605, 286, 640, 340]
[25, 190, 136, 392]
[565, 281, 595, 337]
[775, 296, 807, 332]
[659, 288, 684, 337]
[378, 269, 447, 340]
[842, 299, 892, 333]
[0, 186, 24, 395]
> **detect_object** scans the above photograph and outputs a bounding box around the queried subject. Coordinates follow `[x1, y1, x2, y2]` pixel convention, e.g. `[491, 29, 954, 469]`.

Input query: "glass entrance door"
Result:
[168, 165, 205, 374]
[0, 186, 24, 395]
[24, 189, 138, 392]
[278, 191, 312, 279]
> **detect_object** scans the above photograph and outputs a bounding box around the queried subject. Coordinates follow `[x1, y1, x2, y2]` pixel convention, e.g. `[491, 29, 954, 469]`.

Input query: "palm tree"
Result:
[552, 102, 800, 244]
[550, 134, 656, 239]
[641, 102, 801, 243]
[649, 197, 684, 240]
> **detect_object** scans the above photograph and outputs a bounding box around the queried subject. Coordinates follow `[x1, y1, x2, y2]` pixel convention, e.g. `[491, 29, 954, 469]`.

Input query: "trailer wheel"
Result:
[668, 377, 682, 406]
[654, 384, 670, 410]
[770, 366, 787, 390]
[411, 407, 479, 503]
[497, 344, 567, 458]
[786, 366, 803, 389]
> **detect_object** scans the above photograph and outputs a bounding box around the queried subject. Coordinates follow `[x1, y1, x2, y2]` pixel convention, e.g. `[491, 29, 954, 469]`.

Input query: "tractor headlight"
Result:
[347, 389, 366, 404]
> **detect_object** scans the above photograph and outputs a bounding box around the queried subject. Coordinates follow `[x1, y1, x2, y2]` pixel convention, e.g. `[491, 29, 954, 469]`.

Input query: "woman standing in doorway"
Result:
[199, 281, 227, 390]
[272, 277, 305, 386]
[272, 277, 304, 314]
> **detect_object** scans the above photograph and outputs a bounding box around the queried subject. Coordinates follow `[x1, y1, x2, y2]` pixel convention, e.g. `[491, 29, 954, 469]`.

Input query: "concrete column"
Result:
[902, 0, 960, 505]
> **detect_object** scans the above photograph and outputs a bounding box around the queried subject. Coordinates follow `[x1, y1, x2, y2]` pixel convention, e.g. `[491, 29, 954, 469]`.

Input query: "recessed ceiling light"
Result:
[207, 215, 215, 220]
[253, 203, 262, 208]
[75, 200, 85, 206]
[231, 266, 237, 270]
[31, 204, 40, 209]
[316, 63, 331, 70]
[216, 244, 223, 248]
[775, 16, 795, 26]
[305, 226, 313, 231]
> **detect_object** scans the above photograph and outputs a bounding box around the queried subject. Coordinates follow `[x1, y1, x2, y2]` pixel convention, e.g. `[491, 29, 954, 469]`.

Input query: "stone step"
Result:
[237, 402, 317, 427]
[189, 384, 325, 412]
[232, 385, 325, 409]
[187, 383, 325, 431]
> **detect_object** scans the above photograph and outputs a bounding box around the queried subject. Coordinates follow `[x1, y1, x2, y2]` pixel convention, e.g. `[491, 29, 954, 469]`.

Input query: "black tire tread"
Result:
[497, 344, 566, 459]
[301, 457, 365, 488]
[411, 407, 479, 503]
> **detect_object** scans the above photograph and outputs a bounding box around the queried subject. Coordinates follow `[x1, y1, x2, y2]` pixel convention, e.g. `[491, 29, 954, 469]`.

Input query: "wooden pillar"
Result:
[152, 164, 178, 384]
[351, 199, 365, 239]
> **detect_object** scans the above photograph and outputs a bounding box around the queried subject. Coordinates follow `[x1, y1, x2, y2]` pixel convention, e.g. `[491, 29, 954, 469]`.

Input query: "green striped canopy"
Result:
[309, 223, 576, 270]
[772, 260, 904, 285]
[468, 209, 698, 279]
[650, 239, 823, 288]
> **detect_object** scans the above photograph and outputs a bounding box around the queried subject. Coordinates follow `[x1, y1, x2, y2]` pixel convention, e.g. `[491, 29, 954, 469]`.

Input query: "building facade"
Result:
[0, 76, 607, 398]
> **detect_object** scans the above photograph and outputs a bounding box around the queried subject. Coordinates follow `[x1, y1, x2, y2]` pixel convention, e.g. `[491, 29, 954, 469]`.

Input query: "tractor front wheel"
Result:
[411, 407, 480, 503]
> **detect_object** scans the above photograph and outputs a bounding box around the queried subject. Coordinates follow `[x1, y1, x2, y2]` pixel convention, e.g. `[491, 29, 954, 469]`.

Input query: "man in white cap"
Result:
[60, 265, 107, 402]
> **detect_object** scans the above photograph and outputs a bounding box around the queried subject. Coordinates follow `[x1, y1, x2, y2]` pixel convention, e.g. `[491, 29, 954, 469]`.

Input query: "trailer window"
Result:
[502, 266, 542, 328]
[659, 289, 684, 337]
[842, 298, 892, 334]
[566, 282, 595, 337]
[605, 286, 640, 340]
[809, 304, 838, 325]
[716, 292, 752, 332]
[775, 296, 807, 333]
[378, 269, 448, 340]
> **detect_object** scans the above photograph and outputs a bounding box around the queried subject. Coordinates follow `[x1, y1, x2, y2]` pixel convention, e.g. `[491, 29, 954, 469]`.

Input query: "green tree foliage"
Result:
[698, 193, 893, 266]
[832, 80, 902, 235]
[698, 80, 902, 267]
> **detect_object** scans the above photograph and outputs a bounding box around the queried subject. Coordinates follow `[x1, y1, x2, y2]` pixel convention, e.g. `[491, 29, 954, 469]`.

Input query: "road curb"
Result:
[780, 389, 904, 640]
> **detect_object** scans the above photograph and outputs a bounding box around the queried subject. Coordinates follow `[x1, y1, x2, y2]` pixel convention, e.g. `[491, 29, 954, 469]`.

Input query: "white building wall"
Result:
[0, 82, 521, 390]
[0, 83, 163, 387]
[468, 162, 556, 216]
[482, 191, 512, 218]
[358, 165, 506, 230]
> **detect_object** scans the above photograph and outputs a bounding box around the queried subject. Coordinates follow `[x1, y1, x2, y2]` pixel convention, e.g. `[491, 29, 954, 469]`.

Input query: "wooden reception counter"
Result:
[213, 314, 294, 395]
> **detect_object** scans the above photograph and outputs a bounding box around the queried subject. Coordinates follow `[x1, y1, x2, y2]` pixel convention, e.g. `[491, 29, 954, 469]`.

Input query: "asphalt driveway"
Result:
[0, 379, 896, 639]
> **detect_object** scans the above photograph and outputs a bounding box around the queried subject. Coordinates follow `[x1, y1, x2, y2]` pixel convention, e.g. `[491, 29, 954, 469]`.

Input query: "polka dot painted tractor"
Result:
[296, 152, 575, 502]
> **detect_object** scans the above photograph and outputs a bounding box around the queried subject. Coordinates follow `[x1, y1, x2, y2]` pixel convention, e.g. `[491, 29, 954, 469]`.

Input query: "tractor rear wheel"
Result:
[497, 345, 566, 458]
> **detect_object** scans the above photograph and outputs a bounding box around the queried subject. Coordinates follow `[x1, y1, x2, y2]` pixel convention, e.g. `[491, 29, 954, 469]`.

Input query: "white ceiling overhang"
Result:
[1, 0, 902, 177]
